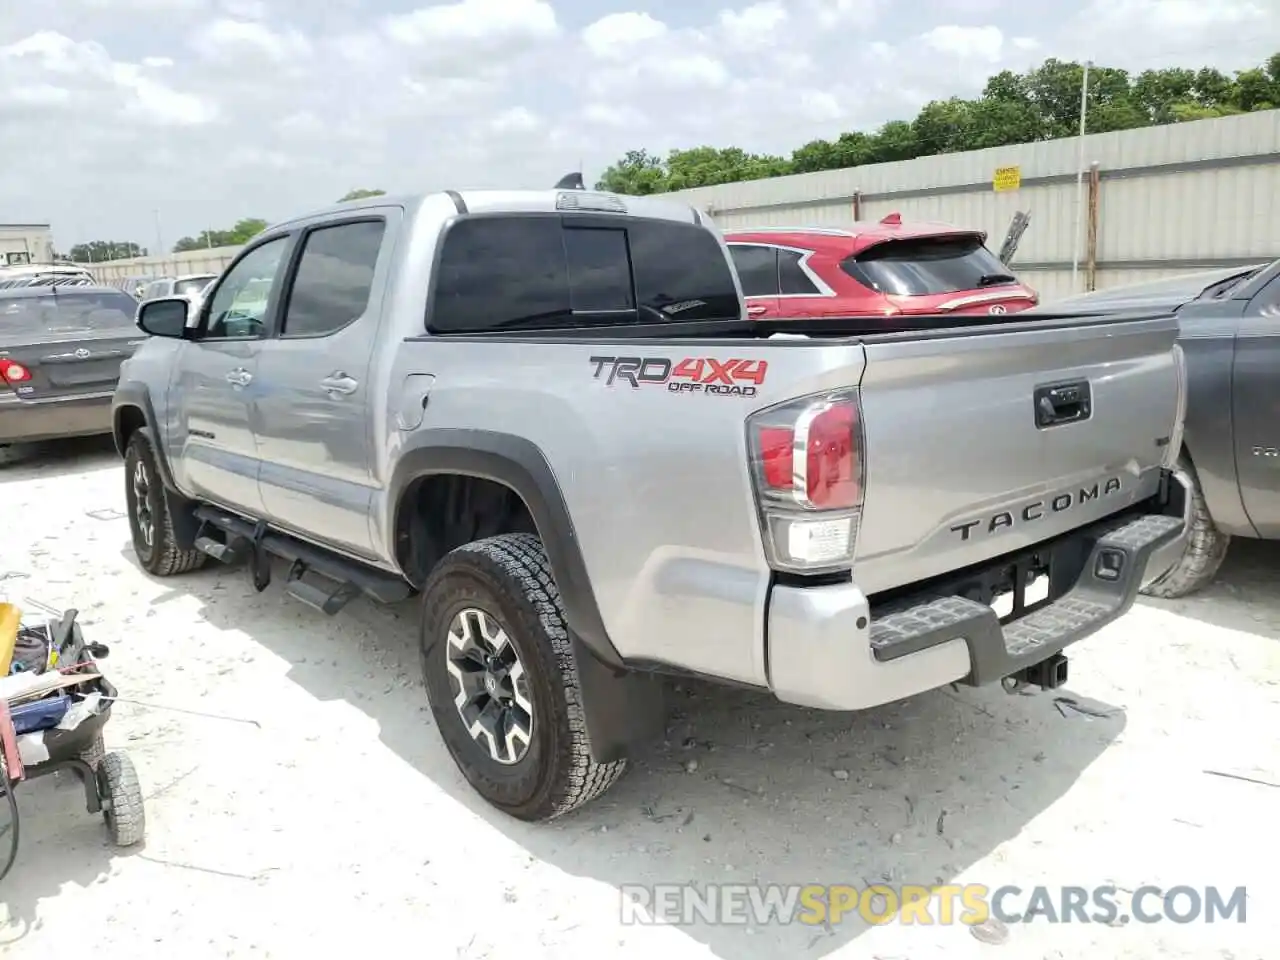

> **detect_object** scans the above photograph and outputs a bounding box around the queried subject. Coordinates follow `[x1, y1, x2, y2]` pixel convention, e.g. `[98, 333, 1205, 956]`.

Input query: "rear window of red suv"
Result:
[840, 235, 1015, 297]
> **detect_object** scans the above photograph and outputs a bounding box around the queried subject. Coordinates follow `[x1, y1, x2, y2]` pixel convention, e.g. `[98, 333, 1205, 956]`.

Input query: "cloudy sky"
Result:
[1, 0, 1277, 251]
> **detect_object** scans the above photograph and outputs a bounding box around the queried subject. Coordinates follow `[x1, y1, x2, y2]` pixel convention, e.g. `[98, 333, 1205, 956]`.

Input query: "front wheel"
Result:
[420, 533, 628, 821]
[1140, 453, 1230, 599]
[123, 431, 206, 577]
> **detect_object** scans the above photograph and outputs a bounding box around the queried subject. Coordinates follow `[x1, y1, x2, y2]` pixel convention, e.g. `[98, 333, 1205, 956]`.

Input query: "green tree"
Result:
[68, 240, 146, 262]
[594, 149, 669, 194]
[338, 188, 387, 202]
[172, 218, 268, 253]
[1233, 68, 1278, 111]
[665, 146, 791, 190]
[593, 51, 1280, 195]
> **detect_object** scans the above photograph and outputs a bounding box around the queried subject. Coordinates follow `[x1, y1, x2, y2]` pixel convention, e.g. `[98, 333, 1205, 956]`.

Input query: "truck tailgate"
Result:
[854, 313, 1182, 596]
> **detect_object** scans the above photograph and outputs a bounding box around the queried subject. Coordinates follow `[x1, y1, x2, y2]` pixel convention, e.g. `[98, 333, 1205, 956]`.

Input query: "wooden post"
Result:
[1086, 161, 1101, 292]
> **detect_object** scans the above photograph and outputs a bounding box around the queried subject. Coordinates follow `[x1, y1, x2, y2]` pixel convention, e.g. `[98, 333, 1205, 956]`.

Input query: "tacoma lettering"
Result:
[950, 477, 1123, 542]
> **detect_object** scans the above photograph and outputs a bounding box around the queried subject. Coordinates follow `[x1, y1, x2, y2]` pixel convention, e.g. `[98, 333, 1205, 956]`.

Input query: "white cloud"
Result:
[219, 0, 268, 17]
[192, 19, 312, 64]
[0, 31, 216, 125]
[921, 25, 1006, 62]
[489, 106, 540, 134]
[581, 12, 668, 59]
[718, 2, 788, 51]
[385, 0, 558, 47]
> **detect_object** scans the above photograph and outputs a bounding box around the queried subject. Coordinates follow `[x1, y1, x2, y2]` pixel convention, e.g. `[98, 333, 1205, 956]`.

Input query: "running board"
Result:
[193, 506, 412, 613]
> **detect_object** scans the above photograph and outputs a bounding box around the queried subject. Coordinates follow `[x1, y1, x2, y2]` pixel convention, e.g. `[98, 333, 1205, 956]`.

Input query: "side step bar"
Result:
[193, 506, 412, 615]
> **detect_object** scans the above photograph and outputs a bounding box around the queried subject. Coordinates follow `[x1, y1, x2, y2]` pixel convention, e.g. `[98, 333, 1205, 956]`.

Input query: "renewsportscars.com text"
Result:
[619, 883, 1248, 927]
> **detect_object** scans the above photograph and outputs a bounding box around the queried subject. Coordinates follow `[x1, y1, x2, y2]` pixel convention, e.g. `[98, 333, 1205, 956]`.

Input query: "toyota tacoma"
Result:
[111, 183, 1191, 821]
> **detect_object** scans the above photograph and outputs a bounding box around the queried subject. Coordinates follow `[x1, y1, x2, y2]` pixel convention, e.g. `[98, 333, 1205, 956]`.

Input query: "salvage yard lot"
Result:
[2, 439, 1278, 960]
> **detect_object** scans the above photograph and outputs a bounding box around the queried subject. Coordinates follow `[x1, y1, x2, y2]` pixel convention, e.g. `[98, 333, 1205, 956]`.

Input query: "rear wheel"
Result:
[97, 752, 145, 847]
[1140, 453, 1230, 599]
[124, 431, 206, 577]
[420, 533, 628, 821]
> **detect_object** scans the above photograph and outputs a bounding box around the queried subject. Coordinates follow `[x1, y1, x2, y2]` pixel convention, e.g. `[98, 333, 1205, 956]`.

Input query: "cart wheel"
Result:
[80, 733, 106, 771]
[96, 753, 145, 847]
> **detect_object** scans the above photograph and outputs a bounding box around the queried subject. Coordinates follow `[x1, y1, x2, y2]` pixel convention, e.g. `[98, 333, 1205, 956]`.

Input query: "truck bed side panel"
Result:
[384, 338, 867, 688]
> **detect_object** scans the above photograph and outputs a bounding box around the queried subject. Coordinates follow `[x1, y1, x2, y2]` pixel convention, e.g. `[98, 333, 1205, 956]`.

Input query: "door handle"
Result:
[320, 373, 359, 396]
[225, 368, 252, 387]
[747, 304, 768, 317]
[1033, 381, 1091, 428]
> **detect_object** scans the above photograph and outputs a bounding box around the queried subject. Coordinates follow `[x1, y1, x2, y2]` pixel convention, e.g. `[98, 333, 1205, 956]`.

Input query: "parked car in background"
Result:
[139, 274, 219, 302]
[0, 264, 95, 290]
[1025, 258, 1279, 597]
[112, 275, 162, 300]
[722, 217, 1038, 323]
[0, 285, 146, 450]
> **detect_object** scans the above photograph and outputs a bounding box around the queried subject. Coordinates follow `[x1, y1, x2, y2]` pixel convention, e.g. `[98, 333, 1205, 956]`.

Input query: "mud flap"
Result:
[572, 635, 665, 764]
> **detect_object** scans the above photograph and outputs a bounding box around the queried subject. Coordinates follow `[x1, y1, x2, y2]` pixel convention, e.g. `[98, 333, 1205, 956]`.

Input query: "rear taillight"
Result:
[747, 390, 865, 574]
[0, 360, 31, 384]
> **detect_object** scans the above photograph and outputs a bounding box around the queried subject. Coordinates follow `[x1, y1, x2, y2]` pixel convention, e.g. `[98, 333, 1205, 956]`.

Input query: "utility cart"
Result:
[1, 606, 144, 882]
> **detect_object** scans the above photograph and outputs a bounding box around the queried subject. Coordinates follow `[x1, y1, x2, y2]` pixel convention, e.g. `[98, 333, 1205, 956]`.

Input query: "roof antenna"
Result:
[554, 171, 585, 190]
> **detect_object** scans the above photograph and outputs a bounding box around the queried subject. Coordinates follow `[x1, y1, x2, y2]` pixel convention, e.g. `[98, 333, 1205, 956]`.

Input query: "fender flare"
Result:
[389, 428, 625, 669]
[112, 381, 178, 490]
[112, 381, 199, 548]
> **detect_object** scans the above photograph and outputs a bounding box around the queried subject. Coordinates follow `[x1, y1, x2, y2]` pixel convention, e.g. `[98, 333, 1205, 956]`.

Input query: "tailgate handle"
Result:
[1034, 381, 1091, 428]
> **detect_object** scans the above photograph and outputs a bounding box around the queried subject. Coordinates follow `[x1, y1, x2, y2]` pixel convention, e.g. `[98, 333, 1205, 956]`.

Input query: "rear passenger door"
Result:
[726, 243, 779, 319]
[253, 212, 396, 560]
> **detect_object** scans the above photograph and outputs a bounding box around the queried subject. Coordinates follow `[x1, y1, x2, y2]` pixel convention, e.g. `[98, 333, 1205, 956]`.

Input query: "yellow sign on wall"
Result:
[993, 166, 1022, 192]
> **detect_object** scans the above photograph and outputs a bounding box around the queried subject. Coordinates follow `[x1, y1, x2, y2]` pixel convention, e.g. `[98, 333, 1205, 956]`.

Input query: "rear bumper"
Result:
[0, 391, 114, 445]
[765, 471, 1191, 711]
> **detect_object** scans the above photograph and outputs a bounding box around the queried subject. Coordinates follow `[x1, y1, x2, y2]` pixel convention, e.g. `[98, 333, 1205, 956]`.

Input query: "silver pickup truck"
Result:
[112, 184, 1191, 821]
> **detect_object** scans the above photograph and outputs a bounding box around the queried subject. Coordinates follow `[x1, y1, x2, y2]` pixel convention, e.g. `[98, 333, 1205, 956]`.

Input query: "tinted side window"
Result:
[203, 237, 288, 340]
[564, 226, 633, 312]
[729, 244, 779, 297]
[281, 220, 386, 337]
[629, 220, 740, 322]
[779, 249, 821, 295]
[431, 217, 569, 334]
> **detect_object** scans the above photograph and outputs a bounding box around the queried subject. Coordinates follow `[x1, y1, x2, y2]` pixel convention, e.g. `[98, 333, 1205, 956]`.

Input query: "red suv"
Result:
[723, 216, 1038, 322]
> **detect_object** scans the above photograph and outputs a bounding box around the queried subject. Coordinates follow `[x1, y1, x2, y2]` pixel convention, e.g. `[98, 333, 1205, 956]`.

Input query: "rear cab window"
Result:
[841, 235, 1015, 296]
[0, 290, 139, 337]
[427, 213, 741, 333]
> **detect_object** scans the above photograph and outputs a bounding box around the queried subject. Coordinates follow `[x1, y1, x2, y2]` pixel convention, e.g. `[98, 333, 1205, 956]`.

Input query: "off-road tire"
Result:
[420, 533, 627, 821]
[124, 431, 206, 577]
[97, 752, 145, 846]
[1140, 453, 1230, 599]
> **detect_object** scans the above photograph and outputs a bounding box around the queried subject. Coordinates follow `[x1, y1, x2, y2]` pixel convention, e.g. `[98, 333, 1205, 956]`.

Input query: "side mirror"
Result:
[136, 297, 191, 339]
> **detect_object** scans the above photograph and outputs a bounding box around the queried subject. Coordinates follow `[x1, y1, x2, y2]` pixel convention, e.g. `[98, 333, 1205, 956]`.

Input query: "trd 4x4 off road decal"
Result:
[589, 356, 768, 397]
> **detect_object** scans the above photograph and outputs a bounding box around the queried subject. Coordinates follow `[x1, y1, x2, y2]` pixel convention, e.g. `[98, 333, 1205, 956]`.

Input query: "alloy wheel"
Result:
[131, 458, 155, 550]
[444, 608, 534, 765]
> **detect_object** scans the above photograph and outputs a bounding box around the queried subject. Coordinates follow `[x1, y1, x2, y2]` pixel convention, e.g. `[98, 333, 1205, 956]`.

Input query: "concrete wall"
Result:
[87, 246, 240, 283]
[0, 224, 54, 266]
[82, 110, 1280, 304]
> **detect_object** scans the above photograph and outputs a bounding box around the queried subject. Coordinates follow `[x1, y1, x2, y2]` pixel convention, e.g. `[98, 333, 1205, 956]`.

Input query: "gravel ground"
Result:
[1, 437, 1277, 960]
